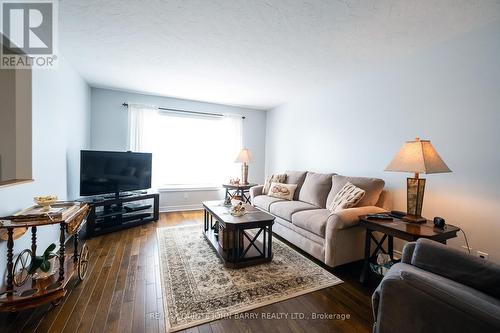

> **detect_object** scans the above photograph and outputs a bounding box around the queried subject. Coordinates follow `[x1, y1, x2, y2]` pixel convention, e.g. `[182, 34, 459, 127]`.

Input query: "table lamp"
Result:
[235, 148, 253, 185]
[385, 137, 451, 223]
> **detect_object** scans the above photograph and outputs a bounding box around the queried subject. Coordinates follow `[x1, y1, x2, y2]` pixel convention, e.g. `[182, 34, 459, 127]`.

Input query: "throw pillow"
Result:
[267, 182, 297, 201]
[263, 174, 287, 194]
[328, 182, 365, 212]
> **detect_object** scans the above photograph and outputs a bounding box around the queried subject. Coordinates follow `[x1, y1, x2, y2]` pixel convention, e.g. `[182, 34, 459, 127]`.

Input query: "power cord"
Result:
[460, 228, 471, 254]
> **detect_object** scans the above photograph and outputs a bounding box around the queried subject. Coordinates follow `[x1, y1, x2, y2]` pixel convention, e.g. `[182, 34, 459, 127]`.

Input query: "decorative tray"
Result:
[1, 202, 79, 222]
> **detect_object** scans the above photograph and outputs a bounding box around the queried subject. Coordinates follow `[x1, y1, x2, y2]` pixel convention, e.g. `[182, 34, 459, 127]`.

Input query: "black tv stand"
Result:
[103, 192, 134, 199]
[80, 192, 159, 237]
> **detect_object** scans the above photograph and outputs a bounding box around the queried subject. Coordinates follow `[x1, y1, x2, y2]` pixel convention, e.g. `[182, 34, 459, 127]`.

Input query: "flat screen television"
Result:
[80, 150, 152, 197]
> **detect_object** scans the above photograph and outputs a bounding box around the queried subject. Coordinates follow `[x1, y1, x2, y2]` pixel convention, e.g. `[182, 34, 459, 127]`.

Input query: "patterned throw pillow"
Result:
[267, 182, 297, 201]
[263, 174, 287, 194]
[328, 182, 366, 212]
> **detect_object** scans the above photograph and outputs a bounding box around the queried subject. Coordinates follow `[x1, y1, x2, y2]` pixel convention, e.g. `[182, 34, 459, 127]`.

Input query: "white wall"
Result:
[266, 21, 500, 263]
[90, 88, 267, 211]
[0, 56, 91, 279]
[0, 69, 16, 181]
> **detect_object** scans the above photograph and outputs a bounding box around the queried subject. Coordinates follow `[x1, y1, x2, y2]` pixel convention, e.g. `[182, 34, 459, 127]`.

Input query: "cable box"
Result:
[124, 203, 152, 212]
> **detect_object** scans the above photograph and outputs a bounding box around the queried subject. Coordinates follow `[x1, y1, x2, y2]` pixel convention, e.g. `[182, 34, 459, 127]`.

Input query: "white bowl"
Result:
[34, 196, 58, 211]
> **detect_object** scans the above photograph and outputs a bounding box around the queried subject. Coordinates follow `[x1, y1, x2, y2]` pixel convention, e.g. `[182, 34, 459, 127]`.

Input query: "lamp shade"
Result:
[385, 138, 451, 174]
[235, 148, 253, 163]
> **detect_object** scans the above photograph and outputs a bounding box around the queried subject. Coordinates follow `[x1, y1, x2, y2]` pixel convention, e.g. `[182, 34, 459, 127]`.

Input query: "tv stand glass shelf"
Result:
[0, 202, 90, 312]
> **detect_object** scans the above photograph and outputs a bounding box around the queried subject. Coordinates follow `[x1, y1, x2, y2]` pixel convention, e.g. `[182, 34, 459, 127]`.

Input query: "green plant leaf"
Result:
[43, 243, 56, 257]
[40, 259, 50, 272]
[28, 257, 43, 274]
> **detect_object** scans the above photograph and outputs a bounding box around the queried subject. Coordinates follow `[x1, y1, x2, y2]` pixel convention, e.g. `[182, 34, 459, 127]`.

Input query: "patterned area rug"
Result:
[157, 225, 342, 332]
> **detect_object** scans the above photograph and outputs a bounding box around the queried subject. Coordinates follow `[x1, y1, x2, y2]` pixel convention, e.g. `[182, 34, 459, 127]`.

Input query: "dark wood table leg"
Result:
[73, 232, 79, 263]
[360, 229, 372, 284]
[263, 226, 266, 256]
[31, 226, 37, 256]
[267, 225, 272, 258]
[242, 190, 250, 203]
[203, 209, 207, 232]
[6, 228, 14, 293]
[388, 235, 394, 260]
[59, 222, 66, 282]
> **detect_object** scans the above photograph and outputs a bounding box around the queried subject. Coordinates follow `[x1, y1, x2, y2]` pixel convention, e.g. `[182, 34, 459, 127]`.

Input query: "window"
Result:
[128, 104, 242, 187]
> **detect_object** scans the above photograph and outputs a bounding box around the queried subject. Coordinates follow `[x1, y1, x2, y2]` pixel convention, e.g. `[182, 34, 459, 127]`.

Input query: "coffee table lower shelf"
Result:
[203, 227, 273, 268]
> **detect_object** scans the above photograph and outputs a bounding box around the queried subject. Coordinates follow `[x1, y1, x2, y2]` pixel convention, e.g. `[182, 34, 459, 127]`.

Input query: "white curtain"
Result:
[128, 105, 243, 187]
[127, 103, 159, 151]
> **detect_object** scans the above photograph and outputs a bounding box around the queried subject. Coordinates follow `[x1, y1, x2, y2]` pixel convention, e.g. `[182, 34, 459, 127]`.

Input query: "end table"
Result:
[223, 183, 256, 204]
[358, 215, 460, 284]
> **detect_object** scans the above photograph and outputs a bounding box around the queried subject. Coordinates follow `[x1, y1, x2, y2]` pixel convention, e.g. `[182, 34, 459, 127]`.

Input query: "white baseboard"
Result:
[160, 204, 203, 212]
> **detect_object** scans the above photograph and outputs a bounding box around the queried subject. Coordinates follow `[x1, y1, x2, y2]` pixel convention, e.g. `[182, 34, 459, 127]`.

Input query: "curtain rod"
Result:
[121, 103, 245, 119]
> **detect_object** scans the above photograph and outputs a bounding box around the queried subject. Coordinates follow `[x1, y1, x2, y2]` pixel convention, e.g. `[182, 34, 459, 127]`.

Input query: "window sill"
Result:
[158, 185, 222, 192]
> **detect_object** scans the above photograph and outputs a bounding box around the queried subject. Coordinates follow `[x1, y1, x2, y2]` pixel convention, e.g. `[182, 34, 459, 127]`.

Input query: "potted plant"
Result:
[29, 243, 58, 279]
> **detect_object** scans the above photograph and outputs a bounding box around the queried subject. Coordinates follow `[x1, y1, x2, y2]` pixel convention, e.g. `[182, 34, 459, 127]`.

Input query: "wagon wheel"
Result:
[77, 244, 90, 280]
[13, 249, 33, 287]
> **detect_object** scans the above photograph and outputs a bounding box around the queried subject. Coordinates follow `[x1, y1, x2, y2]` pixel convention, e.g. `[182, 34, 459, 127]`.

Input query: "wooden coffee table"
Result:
[202, 200, 275, 268]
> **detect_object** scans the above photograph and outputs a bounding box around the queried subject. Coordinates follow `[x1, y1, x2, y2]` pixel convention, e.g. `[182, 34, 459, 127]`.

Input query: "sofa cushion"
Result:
[328, 182, 366, 212]
[273, 217, 325, 246]
[285, 170, 307, 200]
[253, 195, 284, 211]
[327, 175, 385, 208]
[298, 172, 334, 208]
[291, 209, 331, 237]
[263, 173, 287, 195]
[269, 200, 319, 221]
[268, 182, 297, 201]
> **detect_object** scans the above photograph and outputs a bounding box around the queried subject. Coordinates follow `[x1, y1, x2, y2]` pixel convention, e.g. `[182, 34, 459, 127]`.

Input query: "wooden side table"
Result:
[223, 183, 256, 203]
[358, 215, 460, 284]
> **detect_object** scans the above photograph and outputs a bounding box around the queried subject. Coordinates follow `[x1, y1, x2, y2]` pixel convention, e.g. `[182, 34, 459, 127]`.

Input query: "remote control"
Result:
[390, 210, 406, 218]
[366, 213, 393, 221]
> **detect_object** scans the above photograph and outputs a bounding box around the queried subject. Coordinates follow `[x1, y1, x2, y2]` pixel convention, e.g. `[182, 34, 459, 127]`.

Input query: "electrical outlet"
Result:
[183, 193, 189, 199]
[477, 251, 489, 260]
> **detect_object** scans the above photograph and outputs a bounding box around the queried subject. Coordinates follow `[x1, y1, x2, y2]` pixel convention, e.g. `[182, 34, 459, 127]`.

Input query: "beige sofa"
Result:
[250, 171, 388, 268]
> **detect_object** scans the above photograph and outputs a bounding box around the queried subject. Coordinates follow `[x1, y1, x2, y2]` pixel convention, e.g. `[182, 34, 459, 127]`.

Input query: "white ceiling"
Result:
[60, 0, 500, 109]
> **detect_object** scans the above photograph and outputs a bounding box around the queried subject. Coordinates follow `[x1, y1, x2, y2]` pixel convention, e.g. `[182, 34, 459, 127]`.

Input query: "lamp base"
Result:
[241, 163, 249, 185]
[403, 214, 427, 224]
[406, 177, 426, 222]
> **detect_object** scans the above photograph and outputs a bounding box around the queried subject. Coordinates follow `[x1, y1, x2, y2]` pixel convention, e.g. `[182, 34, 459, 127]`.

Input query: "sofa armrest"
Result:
[373, 263, 500, 333]
[326, 206, 387, 230]
[411, 239, 500, 299]
[249, 185, 264, 203]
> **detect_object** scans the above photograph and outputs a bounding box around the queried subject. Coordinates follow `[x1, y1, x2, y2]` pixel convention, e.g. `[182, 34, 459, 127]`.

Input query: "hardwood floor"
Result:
[0, 211, 380, 333]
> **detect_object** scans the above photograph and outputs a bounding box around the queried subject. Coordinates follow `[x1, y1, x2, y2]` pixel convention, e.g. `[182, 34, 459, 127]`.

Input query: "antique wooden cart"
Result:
[0, 202, 90, 312]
